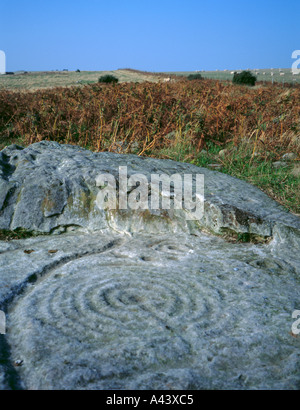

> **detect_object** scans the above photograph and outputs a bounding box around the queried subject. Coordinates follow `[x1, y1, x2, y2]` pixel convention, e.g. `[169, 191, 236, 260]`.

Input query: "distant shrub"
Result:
[187, 73, 202, 80]
[76, 69, 81, 73]
[98, 75, 119, 84]
[233, 70, 256, 86]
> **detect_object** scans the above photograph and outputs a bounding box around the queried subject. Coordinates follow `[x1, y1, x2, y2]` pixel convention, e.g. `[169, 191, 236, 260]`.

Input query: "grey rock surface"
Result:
[0, 142, 300, 390]
[1, 141, 299, 242]
[1, 231, 300, 390]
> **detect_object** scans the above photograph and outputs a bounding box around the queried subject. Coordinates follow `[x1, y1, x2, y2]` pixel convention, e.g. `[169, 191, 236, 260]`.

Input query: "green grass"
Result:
[0, 69, 162, 91]
[222, 152, 299, 214]
[0, 228, 39, 241]
[157, 140, 300, 215]
[0, 135, 26, 151]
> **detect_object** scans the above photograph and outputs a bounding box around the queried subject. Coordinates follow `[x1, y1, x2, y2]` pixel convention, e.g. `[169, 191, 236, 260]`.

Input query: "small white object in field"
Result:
[282, 153, 297, 161]
[219, 149, 229, 158]
[272, 161, 288, 169]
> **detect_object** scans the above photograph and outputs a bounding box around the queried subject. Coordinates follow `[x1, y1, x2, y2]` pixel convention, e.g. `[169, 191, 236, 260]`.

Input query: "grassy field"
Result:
[0, 69, 299, 220]
[166, 68, 300, 85]
[0, 69, 164, 91]
[1, 68, 299, 91]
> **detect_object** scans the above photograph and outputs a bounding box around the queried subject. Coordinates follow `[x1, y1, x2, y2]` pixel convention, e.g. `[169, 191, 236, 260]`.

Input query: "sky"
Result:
[0, 0, 299, 72]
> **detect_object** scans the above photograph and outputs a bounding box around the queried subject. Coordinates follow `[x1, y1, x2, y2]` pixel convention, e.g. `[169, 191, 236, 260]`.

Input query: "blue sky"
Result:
[1, 0, 299, 72]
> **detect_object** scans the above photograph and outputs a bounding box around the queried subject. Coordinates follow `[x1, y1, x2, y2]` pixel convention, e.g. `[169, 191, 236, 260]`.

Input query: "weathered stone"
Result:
[0, 229, 300, 390]
[0, 141, 300, 390]
[291, 165, 300, 178]
[218, 149, 228, 158]
[1, 141, 299, 242]
[282, 153, 297, 161]
[272, 161, 288, 169]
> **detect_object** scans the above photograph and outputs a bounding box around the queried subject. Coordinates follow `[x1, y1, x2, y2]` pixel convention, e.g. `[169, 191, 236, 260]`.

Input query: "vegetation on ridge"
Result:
[0, 75, 299, 217]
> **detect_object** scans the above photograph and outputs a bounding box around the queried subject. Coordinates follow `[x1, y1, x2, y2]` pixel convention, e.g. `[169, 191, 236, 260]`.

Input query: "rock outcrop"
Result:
[0, 142, 299, 390]
[0, 141, 299, 242]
